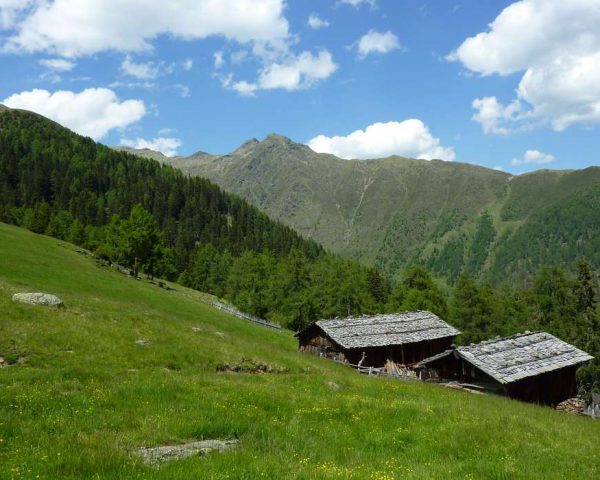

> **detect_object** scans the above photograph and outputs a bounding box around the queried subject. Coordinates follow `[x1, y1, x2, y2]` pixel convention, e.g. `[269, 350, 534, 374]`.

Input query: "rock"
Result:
[12, 292, 63, 307]
[135, 339, 151, 346]
[216, 358, 289, 374]
[137, 439, 239, 466]
[326, 381, 340, 391]
[0, 357, 5, 367]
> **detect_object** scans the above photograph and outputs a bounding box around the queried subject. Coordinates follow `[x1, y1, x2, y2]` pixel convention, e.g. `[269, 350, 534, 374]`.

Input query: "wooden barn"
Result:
[417, 331, 593, 405]
[296, 311, 461, 367]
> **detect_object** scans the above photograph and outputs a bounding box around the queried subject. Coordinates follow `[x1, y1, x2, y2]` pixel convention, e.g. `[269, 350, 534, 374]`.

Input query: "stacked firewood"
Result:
[555, 397, 585, 415]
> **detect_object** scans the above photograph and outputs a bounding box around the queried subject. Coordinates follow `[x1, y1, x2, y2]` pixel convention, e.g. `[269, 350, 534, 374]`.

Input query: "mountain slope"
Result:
[1, 222, 599, 479]
[0, 108, 324, 272]
[130, 135, 600, 282]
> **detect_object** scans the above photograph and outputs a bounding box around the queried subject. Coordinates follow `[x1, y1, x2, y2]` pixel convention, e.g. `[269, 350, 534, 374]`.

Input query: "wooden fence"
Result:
[212, 302, 282, 330]
[337, 360, 419, 380]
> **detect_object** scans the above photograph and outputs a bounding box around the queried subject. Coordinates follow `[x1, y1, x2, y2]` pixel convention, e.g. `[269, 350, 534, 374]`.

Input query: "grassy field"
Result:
[0, 222, 598, 479]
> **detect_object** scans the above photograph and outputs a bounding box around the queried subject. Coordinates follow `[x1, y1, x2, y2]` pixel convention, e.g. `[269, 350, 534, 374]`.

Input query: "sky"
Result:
[0, 0, 599, 174]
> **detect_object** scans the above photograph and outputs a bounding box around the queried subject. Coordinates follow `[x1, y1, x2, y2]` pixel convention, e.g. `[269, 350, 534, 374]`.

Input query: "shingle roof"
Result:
[419, 331, 593, 384]
[303, 311, 460, 349]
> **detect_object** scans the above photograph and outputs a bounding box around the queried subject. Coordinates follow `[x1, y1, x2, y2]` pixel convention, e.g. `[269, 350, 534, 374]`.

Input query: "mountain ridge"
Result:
[121, 135, 600, 283]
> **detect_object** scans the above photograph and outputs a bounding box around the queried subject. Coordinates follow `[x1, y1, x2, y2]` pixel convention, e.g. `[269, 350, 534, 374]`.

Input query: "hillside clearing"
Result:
[0, 223, 598, 479]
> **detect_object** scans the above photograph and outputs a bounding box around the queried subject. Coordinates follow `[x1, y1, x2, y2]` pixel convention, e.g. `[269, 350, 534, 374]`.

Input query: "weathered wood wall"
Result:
[421, 353, 580, 405]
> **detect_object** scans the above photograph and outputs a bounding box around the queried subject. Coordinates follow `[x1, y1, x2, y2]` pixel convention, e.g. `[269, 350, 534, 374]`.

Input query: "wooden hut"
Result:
[296, 311, 460, 367]
[417, 331, 593, 405]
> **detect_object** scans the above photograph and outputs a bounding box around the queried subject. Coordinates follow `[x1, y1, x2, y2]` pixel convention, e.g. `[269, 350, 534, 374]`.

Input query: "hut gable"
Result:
[313, 311, 460, 349]
[421, 331, 593, 385]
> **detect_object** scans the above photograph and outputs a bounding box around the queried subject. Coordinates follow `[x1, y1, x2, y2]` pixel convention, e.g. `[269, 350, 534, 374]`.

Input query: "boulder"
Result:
[12, 292, 63, 307]
[137, 439, 239, 466]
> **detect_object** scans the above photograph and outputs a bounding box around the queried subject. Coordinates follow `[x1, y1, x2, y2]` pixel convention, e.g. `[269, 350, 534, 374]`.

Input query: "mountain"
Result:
[126, 135, 600, 283]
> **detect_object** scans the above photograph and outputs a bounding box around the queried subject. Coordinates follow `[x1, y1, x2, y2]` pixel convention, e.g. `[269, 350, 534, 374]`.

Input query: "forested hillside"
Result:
[0, 108, 388, 327]
[135, 135, 600, 284]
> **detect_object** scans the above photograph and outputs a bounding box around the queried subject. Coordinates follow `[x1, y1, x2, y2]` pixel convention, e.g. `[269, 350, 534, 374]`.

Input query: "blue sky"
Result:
[1, 0, 599, 174]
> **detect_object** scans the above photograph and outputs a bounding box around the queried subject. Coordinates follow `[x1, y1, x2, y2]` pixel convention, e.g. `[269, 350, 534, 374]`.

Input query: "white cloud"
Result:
[308, 14, 329, 30]
[493, 166, 505, 171]
[231, 80, 258, 97]
[259, 50, 337, 90]
[450, 0, 600, 132]
[511, 149, 555, 166]
[356, 30, 400, 58]
[224, 50, 337, 95]
[120, 56, 160, 80]
[183, 59, 193, 71]
[3, 0, 289, 58]
[120, 136, 182, 157]
[339, 0, 376, 8]
[38, 58, 75, 71]
[0, 0, 32, 29]
[472, 96, 524, 135]
[214, 51, 224, 69]
[308, 120, 455, 161]
[3, 88, 146, 140]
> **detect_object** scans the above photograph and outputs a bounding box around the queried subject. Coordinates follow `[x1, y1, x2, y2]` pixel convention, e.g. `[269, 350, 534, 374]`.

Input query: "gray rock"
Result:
[327, 381, 341, 391]
[135, 339, 151, 346]
[12, 292, 63, 307]
[137, 439, 239, 466]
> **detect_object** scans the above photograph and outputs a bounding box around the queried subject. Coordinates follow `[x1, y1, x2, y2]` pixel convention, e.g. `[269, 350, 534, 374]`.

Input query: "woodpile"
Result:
[555, 397, 585, 415]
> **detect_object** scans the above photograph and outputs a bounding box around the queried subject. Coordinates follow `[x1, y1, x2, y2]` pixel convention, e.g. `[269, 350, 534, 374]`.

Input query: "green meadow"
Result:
[0, 222, 598, 479]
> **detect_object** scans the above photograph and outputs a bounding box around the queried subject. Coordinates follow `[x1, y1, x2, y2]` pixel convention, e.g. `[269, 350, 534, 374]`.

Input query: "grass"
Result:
[0, 222, 598, 479]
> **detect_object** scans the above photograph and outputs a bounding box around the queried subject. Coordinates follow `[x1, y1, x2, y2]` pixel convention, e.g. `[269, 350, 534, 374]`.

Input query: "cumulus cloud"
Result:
[2, 1, 338, 95]
[2, 0, 289, 58]
[183, 59, 193, 71]
[38, 58, 75, 72]
[472, 96, 524, 135]
[449, 0, 600, 132]
[308, 14, 329, 30]
[120, 136, 182, 157]
[511, 149, 555, 166]
[307, 120, 455, 161]
[356, 30, 400, 58]
[223, 50, 337, 95]
[3, 88, 146, 140]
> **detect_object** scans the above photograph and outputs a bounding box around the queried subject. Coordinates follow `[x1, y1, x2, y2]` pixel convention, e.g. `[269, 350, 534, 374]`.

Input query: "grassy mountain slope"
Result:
[131, 136, 600, 282]
[1, 222, 599, 479]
